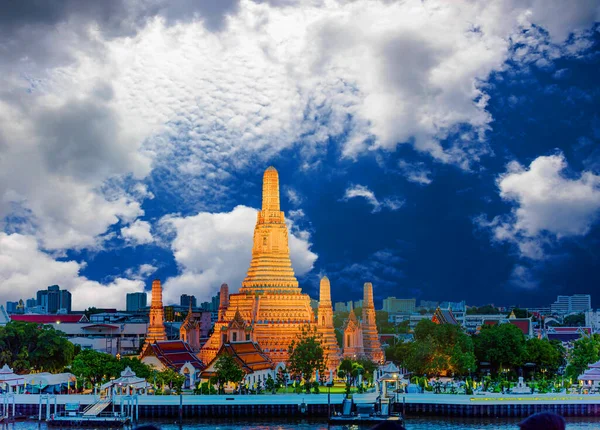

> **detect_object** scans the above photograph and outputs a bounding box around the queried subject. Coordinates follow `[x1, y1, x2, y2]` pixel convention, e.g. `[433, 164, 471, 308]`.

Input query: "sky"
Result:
[1, 0, 600, 311]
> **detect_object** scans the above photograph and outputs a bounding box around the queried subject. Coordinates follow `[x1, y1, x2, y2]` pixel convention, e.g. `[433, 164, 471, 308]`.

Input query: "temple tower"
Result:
[141, 280, 167, 354]
[343, 310, 364, 359]
[218, 283, 229, 321]
[242, 167, 299, 290]
[199, 167, 314, 365]
[361, 283, 384, 363]
[317, 276, 341, 373]
[180, 301, 201, 351]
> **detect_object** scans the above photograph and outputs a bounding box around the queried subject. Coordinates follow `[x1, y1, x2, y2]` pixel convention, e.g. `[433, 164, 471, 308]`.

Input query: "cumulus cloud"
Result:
[159, 205, 317, 304]
[121, 220, 154, 245]
[342, 185, 404, 213]
[477, 153, 600, 259]
[0, 233, 145, 309]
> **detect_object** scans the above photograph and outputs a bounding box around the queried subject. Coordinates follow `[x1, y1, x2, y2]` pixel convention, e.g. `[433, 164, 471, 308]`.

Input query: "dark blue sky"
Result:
[1, 2, 599, 311]
[73, 31, 600, 309]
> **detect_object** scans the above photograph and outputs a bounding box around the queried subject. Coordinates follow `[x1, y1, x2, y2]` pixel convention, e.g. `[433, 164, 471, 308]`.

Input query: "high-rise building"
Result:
[126, 292, 147, 312]
[334, 302, 349, 312]
[180, 294, 197, 308]
[439, 301, 466, 312]
[420, 300, 438, 309]
[551, 295, 592, 314]
[26, 298, 37, 309]
[382, 297, 416, 314]
[6, 301, 18, 314]
[59, 290, 72, 313]
[35, 285, 71, 314]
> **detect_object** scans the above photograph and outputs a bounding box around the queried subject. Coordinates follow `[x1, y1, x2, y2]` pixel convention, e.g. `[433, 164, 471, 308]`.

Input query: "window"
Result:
[246, 334, 250, 341]
[347, 335, 351, 347]
[222, 334, 227, 344]
[232, 332, 237, 342]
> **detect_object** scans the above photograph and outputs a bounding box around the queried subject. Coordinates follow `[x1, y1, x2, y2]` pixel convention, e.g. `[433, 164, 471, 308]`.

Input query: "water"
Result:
[3, 417, 600, 429]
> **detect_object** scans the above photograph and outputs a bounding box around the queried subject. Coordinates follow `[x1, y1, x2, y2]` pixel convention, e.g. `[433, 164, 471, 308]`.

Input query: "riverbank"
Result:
[4, 393, 600, 419]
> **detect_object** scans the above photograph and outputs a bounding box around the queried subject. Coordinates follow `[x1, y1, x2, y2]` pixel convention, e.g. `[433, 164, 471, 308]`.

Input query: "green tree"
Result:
[213, 354, 245, 394]
[474, 324, 526, 373]
[508, 308, 528, 318]
[563, 314, 585, 327]
[524, 338, 565, 374]
[405, 320, 475, 377]
[288, 325, 326, 385]
[565, 335, 600, 379]
[0, 321, 75, 373]
[70, 349, 119, 387]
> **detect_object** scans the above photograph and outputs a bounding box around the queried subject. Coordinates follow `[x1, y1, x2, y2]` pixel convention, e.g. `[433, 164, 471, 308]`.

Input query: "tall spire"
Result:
[317, 275, 340, 372]
[319, 276, 332, 305]
[361, 282, 384, 363]
[218, 283, 229, 321]
[262, 166, 280, 211]
[142, 279, 167, 353]
[241, 166, 299, 291]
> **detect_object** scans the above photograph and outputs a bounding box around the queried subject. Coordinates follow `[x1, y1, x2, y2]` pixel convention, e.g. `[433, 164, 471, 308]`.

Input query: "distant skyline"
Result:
[0, 1, 599, 310]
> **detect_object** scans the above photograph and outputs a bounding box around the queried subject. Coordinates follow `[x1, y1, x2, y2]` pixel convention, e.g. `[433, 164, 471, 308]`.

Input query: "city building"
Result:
[36, 285, 72, 314]
[334, 302, 352, 312]
[419, 300, 438, 310]
[180, 294, 197, 309]
[551, 294, 592, 314]
[5, 301, 18, 314]
[439, 301, 466, 312]
[126, 292, 147, 312]
[382, 297, 416, 314]
[25, 298, 37, 309]
[585, 310, 600, 333]
[0, 306, 9, 326]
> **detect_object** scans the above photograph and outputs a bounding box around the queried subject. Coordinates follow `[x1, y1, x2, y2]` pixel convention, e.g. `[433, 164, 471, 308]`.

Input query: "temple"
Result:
[141, 280, 167, 354]
[342, 282, 384, 363]
[317, 276, 341, 372]
[199, 167, 316, 365]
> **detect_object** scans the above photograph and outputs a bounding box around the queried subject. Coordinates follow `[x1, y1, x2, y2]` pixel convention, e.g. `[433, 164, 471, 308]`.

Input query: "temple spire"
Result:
[262, 166, 280, 212]
[140, 279, 167, 355]
[241, 166, 299, 291]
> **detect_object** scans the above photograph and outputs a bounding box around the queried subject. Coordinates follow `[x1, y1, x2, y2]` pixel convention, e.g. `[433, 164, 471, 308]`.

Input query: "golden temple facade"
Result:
[198, 167, 316, 365]
[197, 166, 383, 369]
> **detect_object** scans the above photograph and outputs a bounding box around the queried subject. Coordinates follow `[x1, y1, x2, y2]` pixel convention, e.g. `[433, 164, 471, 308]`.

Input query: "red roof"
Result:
[10, 314, 87, 324]
[508, 319, 531, 335]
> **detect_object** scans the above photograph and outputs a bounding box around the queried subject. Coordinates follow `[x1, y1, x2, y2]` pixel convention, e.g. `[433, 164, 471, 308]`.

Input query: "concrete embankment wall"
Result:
[6, 394, 600, 418]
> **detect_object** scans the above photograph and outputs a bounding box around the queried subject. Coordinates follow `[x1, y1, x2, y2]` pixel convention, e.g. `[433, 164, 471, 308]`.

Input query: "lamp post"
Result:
[327, 382, 333, 419]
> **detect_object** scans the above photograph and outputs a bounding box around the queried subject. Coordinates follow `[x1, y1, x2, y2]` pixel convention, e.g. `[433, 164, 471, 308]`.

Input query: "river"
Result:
[3, 417, 600, 429]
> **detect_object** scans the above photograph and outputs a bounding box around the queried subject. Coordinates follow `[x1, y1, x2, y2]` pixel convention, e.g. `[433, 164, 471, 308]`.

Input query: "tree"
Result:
[563, 313, 585, 327]
[157, 368, 186, 394]
[70, 350, 119, 387]
[524, 338, 565, 374]
[474, 324, 526, 373]
[213, 354, 244, 394]
[288, 325, 326, 385]
[508, 308, 528, 318]
[0, 321, 75, 373]
[565, 335, 600, 379]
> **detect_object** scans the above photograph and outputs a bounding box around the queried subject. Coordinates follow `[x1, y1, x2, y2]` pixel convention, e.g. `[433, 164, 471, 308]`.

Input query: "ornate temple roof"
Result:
[201, 341, 274, 378]
[432, 307, 459, 325]
[146, 340, 205, 371]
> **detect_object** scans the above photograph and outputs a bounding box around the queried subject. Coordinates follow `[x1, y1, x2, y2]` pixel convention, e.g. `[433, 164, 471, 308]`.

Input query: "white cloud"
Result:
[398, 160, 433, 185]
[0, 233, 145, 309]
[342, 184, 404, 213]
[160, 205, 317, 304]
[478, 153, 600, 259]
[121, 220, 154, 245]
[285, 187, 303, 206]
[508, 264, 539, 290]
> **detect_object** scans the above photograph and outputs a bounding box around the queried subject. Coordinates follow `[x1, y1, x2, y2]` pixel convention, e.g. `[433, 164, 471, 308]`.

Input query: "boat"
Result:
[328, 396, 405, 425]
